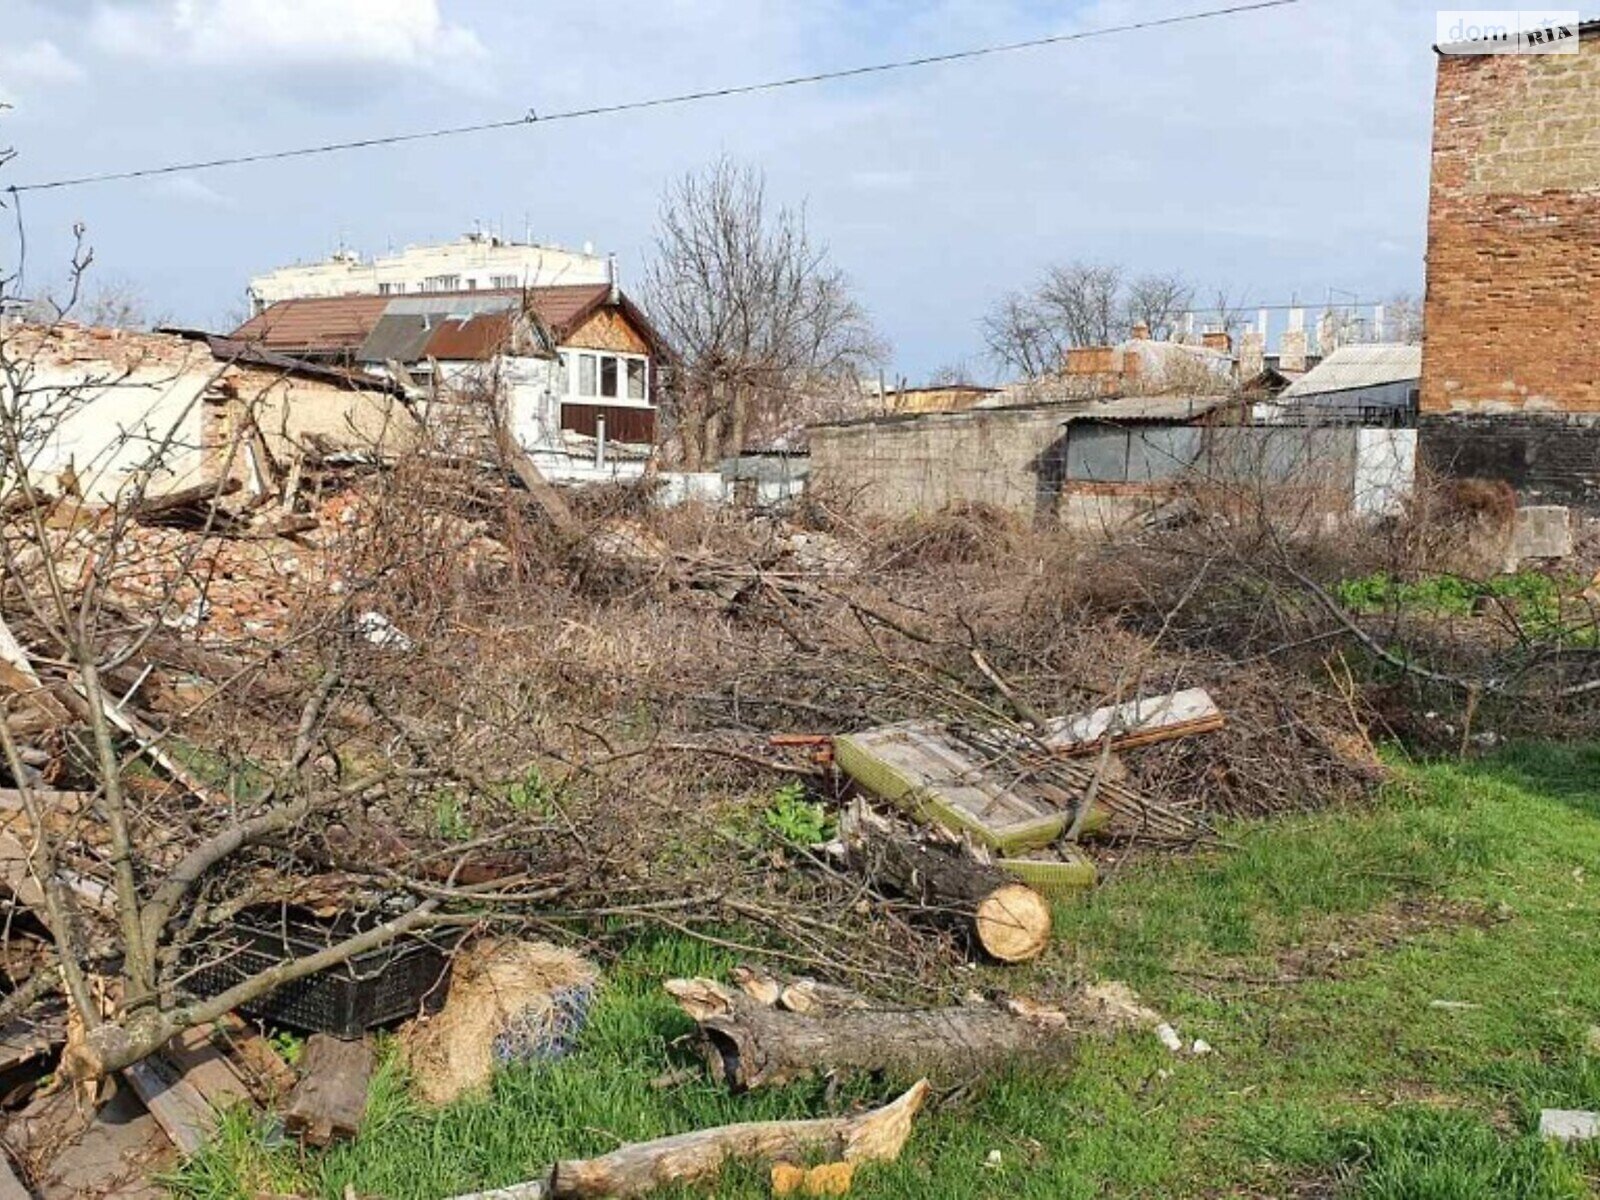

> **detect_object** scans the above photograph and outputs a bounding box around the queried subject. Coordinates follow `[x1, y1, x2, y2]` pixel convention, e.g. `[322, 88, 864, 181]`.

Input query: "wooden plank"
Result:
[1041, 688, 1223, 756]
[283, 1035, 374, 1147]
[122, 1056, 219, 1157]
[166, 1025, 255, 1114]
[0, 1151, 29, 1200]
[215, 1016, 298, 1104]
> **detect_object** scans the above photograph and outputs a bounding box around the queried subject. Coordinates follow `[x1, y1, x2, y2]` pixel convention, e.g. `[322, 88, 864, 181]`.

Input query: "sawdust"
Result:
[401, 939, 599, 1105]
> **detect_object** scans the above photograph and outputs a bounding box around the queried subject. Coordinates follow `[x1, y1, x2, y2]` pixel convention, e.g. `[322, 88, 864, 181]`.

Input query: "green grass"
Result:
[1336, 570, 1598, 645]
[170, 744, 1600, 1199]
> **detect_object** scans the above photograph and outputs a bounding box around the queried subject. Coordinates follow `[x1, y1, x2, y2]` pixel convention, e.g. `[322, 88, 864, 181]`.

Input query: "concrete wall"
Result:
[227, 367, 421, 472]
[810, 406, 1415, 526]
[809, 406, 1068, 518]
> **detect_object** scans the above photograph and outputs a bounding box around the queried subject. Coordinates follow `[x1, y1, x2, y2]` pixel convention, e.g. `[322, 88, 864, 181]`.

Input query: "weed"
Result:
[762, 782, 833, 846]
[433, 793, 472, 842]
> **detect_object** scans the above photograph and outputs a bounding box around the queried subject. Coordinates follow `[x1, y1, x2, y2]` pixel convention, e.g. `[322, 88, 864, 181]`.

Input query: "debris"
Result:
[403, 939, 599, 1106]
[840, 801, 1052, 963]
[1042, 688, 1224, 756]
[1190, 1038, 1213, 1056]
[1428, 1000, 1481, 1012]
[353, 610, 414, 652]
[283, 1035, 375, 1147]
[984, 1149, 1003, 1169]
[1538, 1109, 1599, 1144]
[1155, 1023, 1183, 1053]
[665, 977, 1073, 1090]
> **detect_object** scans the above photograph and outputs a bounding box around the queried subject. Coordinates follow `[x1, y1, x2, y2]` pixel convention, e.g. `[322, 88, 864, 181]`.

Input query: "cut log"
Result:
[665, 978, 1071, 1091]
[283, 1035, 373, 1147]
[841, 803, 1050, 963]
[545, 1079, 928, 1200]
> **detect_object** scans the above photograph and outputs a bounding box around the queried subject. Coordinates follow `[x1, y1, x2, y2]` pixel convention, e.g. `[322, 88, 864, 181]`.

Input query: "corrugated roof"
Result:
[421, 312, 518, 360]
[1058, 394, 1237, 424]
[356, 314, 434, 364]
[1278, 344, 1421, 399]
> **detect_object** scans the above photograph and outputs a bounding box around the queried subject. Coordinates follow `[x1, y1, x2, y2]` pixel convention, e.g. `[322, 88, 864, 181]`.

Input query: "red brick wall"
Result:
[1422, 37, 1600, 414]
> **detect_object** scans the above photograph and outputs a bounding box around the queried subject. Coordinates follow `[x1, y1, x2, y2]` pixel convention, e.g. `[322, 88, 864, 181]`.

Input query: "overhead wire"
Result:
[6, 0, 1301, 195]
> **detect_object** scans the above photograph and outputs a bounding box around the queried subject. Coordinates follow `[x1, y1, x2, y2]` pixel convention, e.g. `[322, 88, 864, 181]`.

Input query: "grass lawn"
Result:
[173, 743, 1600, 1199]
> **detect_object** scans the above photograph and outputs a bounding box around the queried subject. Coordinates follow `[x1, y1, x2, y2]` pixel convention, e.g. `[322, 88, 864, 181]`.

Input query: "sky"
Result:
[0, 0, 1473, 380]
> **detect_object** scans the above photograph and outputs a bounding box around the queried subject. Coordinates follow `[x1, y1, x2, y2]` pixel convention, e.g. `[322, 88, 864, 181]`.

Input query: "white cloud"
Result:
[147, 174, 233, 207]
[89, 0, 487, 76]
[0, 38, 86, 104]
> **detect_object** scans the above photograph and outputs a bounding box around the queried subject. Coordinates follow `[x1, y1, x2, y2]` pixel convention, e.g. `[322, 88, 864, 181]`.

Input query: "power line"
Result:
[7, 0, 1300, 195]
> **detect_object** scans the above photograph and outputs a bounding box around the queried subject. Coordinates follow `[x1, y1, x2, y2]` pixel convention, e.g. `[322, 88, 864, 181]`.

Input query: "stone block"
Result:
[1510, 505, 1574, 562]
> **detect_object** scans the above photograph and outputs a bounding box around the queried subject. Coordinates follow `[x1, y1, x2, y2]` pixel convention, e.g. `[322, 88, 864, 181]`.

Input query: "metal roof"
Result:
[1278, 344, 1422, 399]
[230, 283, 657, 361]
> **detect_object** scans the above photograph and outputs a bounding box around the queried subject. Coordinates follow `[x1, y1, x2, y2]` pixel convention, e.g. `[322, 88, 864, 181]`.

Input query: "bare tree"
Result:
[21, 275, 168, 331]
[1206, 287, 1248, 343]
[982, 262, 1129, 379]
[980, 290, 1064, 381]
[1038, 262, 1126, 348]
[643, 159, 884, 469]
[1381, 292, 1424, 344]
[1123, 272, 1194, 342]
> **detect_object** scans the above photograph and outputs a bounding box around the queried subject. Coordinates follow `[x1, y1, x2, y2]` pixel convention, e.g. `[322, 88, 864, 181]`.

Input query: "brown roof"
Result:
[228, 284, 663, 362]
[421, 312, 518, 360]
[232, 295, 391, 353]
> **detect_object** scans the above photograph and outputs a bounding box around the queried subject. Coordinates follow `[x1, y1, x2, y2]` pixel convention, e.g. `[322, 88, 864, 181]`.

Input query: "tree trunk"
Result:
[665, 978, 1072, 1091]
[842, 803, 1051, 963]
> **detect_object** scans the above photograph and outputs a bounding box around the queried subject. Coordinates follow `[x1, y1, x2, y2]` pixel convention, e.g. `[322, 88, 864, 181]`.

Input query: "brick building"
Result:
[1420, 20, 1600, 505]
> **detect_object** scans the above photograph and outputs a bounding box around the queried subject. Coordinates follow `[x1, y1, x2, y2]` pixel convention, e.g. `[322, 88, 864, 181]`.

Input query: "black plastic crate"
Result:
[182, 908, 457, 1037]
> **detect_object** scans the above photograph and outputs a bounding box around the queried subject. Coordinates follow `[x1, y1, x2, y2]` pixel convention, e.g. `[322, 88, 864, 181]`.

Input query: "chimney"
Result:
[1280, 307, 1308, 372]
[606, 253, 619, 304]
[1238, 329, 1265, 381]
[1202, 330, 1232, 354]
[1257, 308, 1269, 338]
[1130, 321, 1151, 341]
[1316, 309, 1340, 358]
[1373, 303, 1386, 342]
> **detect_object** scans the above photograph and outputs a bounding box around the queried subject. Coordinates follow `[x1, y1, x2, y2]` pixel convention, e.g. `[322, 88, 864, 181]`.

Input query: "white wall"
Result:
[249, 240, 610, 309]
[1354, 428, 1417, 516]
[6, 362, 211, 503]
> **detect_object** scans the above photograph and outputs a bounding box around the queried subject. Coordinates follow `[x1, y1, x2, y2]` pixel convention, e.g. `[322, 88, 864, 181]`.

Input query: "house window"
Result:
[378, 282, 393, 295]
[423, 274, 460, 293]
[563, 352, 650, 402]
[465, 278, 478, 291]
[491, 274, 519, 289]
